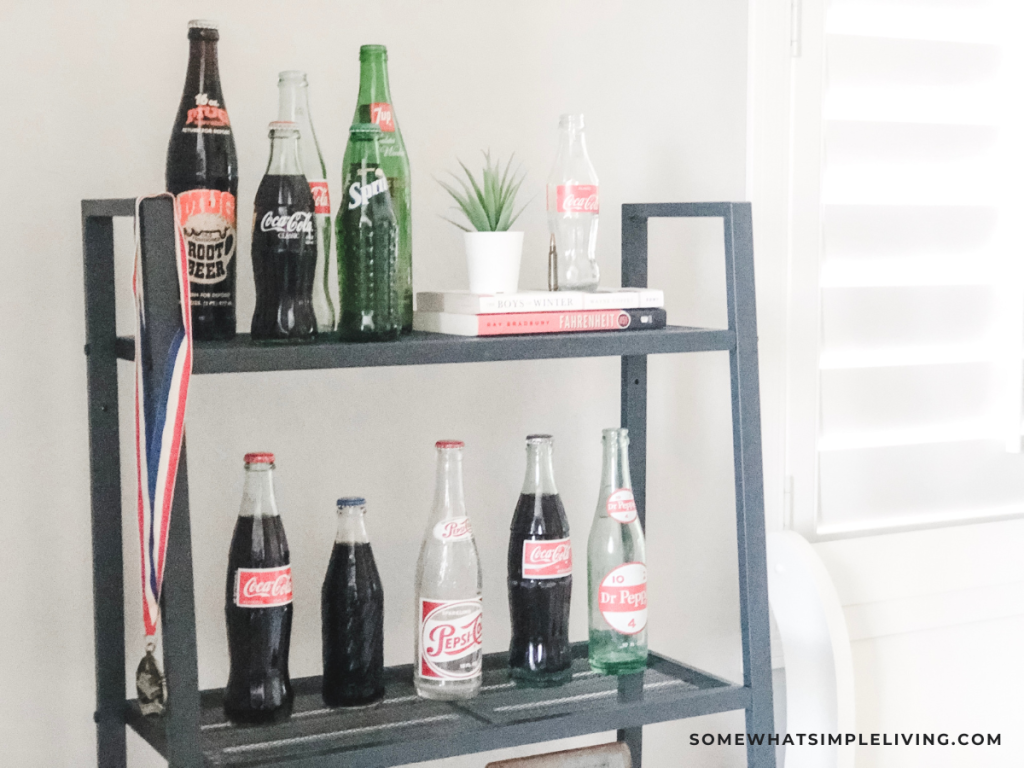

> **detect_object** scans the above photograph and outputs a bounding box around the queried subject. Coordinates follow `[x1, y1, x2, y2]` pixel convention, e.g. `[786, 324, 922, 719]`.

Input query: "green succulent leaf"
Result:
[437, 151, 529, 232]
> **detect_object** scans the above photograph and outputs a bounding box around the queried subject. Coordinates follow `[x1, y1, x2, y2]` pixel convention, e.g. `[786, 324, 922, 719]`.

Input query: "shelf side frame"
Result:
[620, 202, 776, 768]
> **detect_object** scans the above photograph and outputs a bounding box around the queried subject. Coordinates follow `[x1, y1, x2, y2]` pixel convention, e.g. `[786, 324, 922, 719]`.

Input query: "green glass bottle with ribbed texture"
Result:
[344, 44, 412, 332]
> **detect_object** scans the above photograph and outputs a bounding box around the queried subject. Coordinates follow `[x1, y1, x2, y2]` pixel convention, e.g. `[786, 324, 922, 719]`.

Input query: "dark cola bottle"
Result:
[322, 497, 385, 707]
[166, 20, 238, 341]
[224, 453, 294, 724]
[251, 121, 318, 342]
[507, 434, 573, 686]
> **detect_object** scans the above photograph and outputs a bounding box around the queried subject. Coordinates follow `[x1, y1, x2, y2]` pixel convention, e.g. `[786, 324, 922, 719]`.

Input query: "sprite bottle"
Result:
[336, 123, 401, 342]
[587, 428, 648, 675]
[345, 44, 412, 332]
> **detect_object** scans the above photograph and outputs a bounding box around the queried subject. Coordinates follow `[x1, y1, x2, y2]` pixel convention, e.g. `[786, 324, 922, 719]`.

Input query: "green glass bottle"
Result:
[345, 44, 412, 332]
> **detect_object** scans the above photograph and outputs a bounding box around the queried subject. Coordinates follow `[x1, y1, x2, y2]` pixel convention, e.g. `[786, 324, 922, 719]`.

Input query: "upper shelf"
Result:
[115, 326, 734, 374]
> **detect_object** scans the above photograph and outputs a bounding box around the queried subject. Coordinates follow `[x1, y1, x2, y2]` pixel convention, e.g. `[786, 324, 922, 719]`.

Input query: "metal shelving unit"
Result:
[82, 198, 775, 768]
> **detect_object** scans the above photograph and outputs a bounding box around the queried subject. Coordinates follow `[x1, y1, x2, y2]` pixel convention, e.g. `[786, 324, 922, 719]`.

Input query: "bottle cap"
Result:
[435, 440, 464, 449]
[244, 452, 275, 464]
[188, 19, 218, 30]
[337, 497, 367, 508]
[349, 122, 383, 135]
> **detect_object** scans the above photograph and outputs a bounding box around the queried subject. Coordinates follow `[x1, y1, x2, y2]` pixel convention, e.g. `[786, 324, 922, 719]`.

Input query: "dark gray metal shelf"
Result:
[126, 646, 746, 768]
[113, 327, 733, 373]
[83, 198, 775, 768]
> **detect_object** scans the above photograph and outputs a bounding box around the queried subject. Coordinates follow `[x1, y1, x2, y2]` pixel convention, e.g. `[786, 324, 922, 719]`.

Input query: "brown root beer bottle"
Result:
[166, 19, 239, 341]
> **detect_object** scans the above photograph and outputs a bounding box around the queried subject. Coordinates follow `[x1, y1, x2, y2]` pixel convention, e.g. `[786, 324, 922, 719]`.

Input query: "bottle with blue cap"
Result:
[321, 496, 385, 706]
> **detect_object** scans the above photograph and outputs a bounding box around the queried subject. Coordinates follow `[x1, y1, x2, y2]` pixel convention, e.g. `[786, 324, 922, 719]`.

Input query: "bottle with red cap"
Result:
[224, 452, 294, 723]
[414, 440, 483, 699]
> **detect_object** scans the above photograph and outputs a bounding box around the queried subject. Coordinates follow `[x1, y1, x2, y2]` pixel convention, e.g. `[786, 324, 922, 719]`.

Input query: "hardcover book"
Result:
[413, 308, 667, 336]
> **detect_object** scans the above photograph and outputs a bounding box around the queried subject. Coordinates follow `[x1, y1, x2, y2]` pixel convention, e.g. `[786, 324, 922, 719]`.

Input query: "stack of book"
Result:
[413, 289, 666, 336]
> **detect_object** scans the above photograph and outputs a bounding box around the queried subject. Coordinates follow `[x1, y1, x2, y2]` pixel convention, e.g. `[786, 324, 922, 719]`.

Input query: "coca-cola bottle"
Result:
[251, 121, 318, 342]
[347, 45, 412, 331]
[278, 70, 336, 332]
[167, 19, 238, 341]
[337, 123, 401, 342]
[546, 113, 600, 292]
[224, 453, 294, 723]
[587, 429, 648, 675]
[508, 435, 573, 686]
[414, 441, 483, 700]
[322, 497, 385, 707]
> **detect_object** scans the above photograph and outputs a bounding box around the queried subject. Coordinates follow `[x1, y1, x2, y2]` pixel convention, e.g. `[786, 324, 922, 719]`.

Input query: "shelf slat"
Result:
[125, 645, 746, 768]
[113, 326, 734, 373]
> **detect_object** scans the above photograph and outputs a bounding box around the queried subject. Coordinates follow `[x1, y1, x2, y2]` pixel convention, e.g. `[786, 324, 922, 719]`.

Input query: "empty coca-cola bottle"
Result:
[414, 441, 483, 700]
[546, 113, 600, 291]
[224, 453, 294, 723]
[508, 435, 573, 686]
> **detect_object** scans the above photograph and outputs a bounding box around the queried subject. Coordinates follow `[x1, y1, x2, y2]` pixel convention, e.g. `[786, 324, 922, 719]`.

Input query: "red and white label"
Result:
[598, 562, 647, 635]
[434, 517, 473, 542]
[556, 184, 599, 213]
[419, 598, 483, 680]
[234, 566, 293, 608]
[370, 102, 395, 132]
[607, 489, 637, 524]
[176, 189, 237, 285]
[522, 537, 573, 579]
[186, 93, 230, 128]
[309, 181, 331, 215]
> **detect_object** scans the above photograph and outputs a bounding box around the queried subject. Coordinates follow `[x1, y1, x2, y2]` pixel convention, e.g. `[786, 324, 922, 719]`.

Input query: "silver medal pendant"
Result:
[136, 642, 166, 716]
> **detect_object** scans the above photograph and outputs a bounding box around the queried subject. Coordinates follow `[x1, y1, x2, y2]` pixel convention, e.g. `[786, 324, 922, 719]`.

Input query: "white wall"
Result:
[0, 1, 753, 767]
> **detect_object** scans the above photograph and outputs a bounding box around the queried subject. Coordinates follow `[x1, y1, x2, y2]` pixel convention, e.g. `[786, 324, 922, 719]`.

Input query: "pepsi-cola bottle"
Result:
[508, 435, 573, 686]
[251, 121, 318, 342]
[322, 497, 385, 707]
[224, 453, 294, 724]
[166, 20, 238, 341]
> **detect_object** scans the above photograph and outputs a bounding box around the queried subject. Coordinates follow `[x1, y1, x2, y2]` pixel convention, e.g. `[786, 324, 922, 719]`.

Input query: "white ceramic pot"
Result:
[464, 231, 524, 294]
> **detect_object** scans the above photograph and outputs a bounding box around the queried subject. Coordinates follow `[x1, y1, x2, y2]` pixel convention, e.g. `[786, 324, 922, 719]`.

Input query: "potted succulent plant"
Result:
[438, 151, 527, 294]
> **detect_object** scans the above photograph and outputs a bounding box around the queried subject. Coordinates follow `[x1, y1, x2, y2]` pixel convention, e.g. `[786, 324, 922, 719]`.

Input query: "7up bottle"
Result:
[587, 428, 648, 674]
[346, 45, 412, 332]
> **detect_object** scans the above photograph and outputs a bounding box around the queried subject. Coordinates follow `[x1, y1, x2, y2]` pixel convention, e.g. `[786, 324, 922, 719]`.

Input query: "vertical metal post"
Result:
[83, 205, 128, 768]
[723, 203, 775, 768]
[617, 207, 649, 768]
[137, 197, 203, 767]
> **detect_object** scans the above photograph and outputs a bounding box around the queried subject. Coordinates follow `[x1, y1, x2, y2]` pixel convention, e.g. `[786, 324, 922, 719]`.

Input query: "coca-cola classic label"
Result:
[556, 184, 599, 213]
[309, 181, 331, 215]
[259, 211, 314, 241]
[607, 489, 638, 524]
[370, 102, 395, 132]
[234, 565, 293, 608]
[598, 562, 647, 635]
[177, 189, 236, 285]
[419, 598, 483, 679]
[433, 517, 473, 542]
[522, 537, 573, 579]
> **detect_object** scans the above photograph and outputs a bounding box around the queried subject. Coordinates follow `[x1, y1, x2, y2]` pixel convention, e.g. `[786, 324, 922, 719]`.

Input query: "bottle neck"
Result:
[600, 432, 632, 492]
[335, 506, 370, 544]
[522, 440, 558, 495]
[556, 120, 587, 161]
[266, 132, 303, 176]
[432, 449, 466, 520]
[349, 137, 383, 168]
[184, 39, 222, 100]
[357, 53, 393, 106]
[277, 78, 308, 123]
[239, 466, 279, 518]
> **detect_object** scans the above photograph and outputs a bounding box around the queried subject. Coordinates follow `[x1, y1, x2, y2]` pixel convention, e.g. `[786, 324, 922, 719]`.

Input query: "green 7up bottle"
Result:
[345, 45, 412, 332]
[587, 428, 648, 674]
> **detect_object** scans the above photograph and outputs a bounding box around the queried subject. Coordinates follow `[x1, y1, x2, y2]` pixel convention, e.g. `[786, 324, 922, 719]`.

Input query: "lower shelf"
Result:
[126, 644, 749, 768]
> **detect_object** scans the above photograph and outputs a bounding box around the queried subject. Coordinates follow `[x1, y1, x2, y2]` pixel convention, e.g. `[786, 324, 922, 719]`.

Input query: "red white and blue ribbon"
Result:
[133, 194, 193, 638]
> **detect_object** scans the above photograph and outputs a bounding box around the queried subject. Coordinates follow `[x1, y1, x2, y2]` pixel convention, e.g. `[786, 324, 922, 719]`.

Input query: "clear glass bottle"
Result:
[278, 70, 335, 332]
[546, 113, 600, 291]
[414, 441, 483, 699]
[587, 429, 648, 675]
[322, 497, 384, 707]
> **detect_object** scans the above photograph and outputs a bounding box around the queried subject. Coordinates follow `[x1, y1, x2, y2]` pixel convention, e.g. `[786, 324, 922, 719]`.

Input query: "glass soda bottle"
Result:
[277, 70, 336, 332]
[322, 497, 385, 707]
[250, 121, 318, 342]
[587, 429, 648, 675]
[508, 435, 573, 686]
[166, 19, 239, 340]
[224, 453, 294, 724]
[414, 441, 483, 700]
[336, 123, 401, 342]
[347, 45, 412, 331]
[546, 113, 600, 292]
